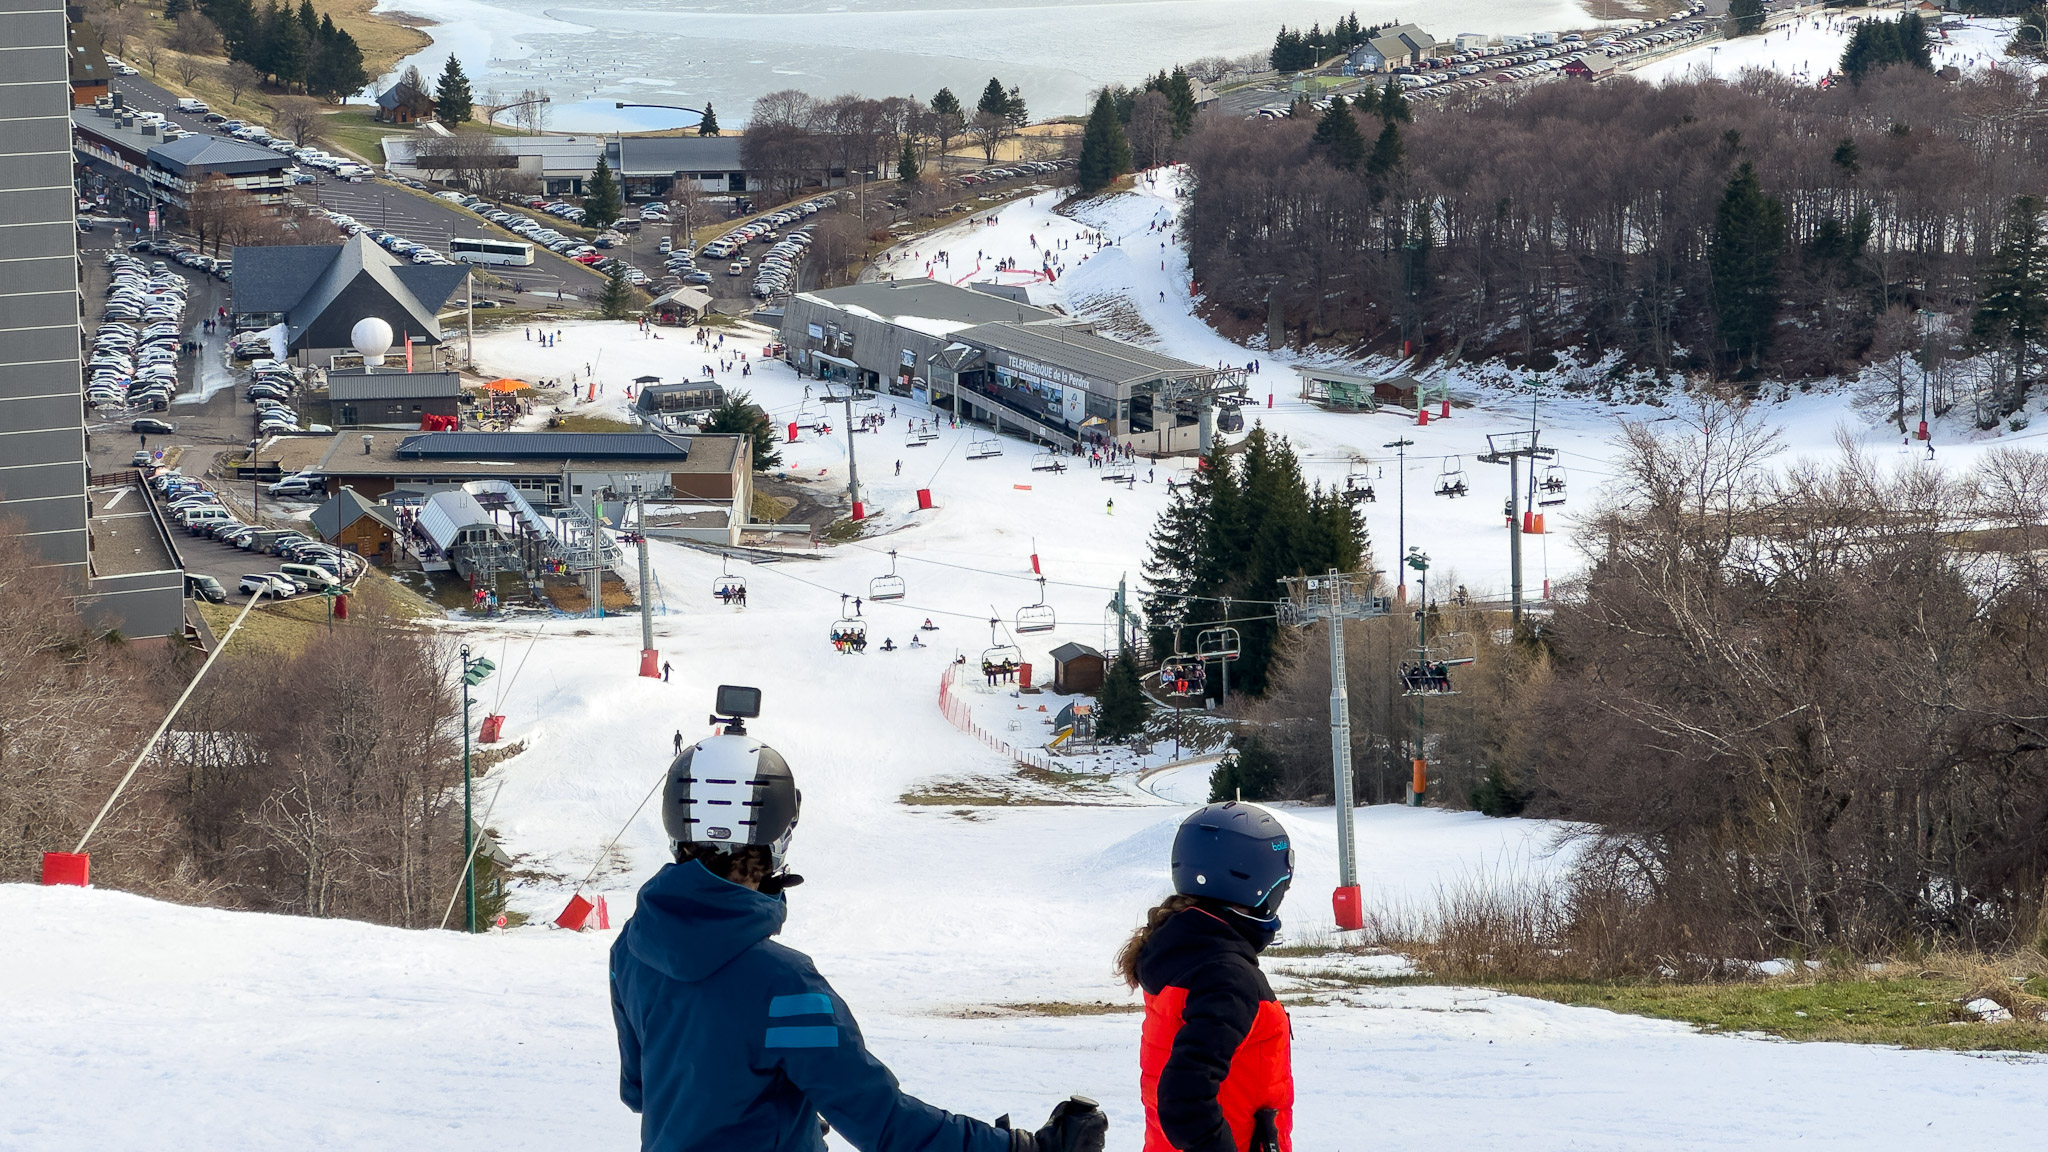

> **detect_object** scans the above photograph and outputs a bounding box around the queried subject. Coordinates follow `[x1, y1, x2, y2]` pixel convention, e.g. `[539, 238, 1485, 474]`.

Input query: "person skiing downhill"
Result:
[1117, 803, 1295, 1152]
[613, 688, 1109, 1152]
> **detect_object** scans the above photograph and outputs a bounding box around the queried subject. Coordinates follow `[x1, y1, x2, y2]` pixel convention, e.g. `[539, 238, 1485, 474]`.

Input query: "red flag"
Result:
[403, 331, 413, 372]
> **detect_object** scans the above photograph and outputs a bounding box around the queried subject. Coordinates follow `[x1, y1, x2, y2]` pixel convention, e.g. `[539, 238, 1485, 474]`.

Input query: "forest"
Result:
[1181, 64, 2048, 410]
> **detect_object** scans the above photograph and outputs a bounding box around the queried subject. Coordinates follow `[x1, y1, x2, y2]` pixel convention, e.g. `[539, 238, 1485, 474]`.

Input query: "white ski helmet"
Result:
[662, 732, 801, 871]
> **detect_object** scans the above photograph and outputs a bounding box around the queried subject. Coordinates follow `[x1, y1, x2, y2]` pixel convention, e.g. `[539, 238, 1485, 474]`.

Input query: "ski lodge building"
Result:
[778, 279, 1245, 453]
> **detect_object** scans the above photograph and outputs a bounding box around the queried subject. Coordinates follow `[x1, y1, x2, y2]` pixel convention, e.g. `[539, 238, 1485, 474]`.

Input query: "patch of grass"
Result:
[197, 568, 438, 655]
[820, 516, 866, 544]
[1506, 979, 2048, 1051]
[947, 1001, 1139, 1018]
[752, 492, 798, 522]
[547, 413, 639, 433]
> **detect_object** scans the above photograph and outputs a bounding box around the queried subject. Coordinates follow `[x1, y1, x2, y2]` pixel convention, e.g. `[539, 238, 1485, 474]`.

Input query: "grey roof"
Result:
[326, 370, 462, 401]
[1049, 642, 1104, 663]
[613, 134, 745, 176]
[376, 80, 426, 111]
[232, 235, 470, 350]
[797, 279, 1057, 327]
[310, 488, 400, 538]
[393, 431, 696, 460]
[650, 287, 714, 312]
[149, 132, 290, 176]
[957, 320, 1207, 387]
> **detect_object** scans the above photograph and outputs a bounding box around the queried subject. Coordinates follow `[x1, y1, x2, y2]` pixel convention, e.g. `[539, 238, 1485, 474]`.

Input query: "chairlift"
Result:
[1399, 631, 1477, 696]
[712, 555, 747, 602]
[1537, 464, 1567, 507]
[980, 616, 1022, 670]
[831, 594, 869, 649]
[1159, 656, 1208, 697]
[1015, 575, 1056, 634]
[869, 549, 907, 601]
[1343, 472, 1376, 506]
[905, 425, 930, 448]
[1435, 456, 1469, 498]
[966, 437, 1004, 460]
[1030, 450, 1068, 473]
[1196, 625, 1242, 661]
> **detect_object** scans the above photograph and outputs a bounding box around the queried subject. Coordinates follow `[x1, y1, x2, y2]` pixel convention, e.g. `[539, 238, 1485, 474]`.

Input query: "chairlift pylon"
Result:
[1015, 575, 1056, 634]
[869, 548, 906, 601]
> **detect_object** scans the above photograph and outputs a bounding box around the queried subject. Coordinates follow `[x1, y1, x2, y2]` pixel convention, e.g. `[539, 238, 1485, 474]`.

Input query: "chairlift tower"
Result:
[1476, 429, 1555, 625]
[1279, 568, 1391, 931]
[634, 486, 659, 677]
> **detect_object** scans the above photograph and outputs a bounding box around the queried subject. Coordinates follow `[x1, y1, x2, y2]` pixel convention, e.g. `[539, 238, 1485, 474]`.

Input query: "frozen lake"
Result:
[376, 0, 1604, 130]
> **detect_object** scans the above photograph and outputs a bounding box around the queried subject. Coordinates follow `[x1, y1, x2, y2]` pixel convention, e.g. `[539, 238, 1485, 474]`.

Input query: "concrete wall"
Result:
[0, 0, 88, 573]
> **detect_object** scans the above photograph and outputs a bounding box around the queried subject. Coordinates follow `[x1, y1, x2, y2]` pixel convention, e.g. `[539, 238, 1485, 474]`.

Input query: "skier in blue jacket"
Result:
[612, 694, 1108, 1152]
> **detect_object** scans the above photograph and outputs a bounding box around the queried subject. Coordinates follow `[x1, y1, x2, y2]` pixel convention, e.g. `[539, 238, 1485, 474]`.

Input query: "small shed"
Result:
[649, 287, 715, 326]
[310, 486, 401, 563]
[1050, 641, 1108, 695]
[1564, 55, 1616, 81]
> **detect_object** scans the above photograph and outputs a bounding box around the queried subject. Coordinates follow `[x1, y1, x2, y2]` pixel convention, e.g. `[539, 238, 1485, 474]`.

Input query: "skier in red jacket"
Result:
[1116, 803, 1295, 1152]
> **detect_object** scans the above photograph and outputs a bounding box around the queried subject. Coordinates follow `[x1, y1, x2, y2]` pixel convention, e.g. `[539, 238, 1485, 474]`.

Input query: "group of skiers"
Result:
[716, 584, 748, 607]
[830, 627, 868, 654]
[981, 658, 1022, 686]
[612, 702, 1296, 1152]
[1398, 660, 1455, 694]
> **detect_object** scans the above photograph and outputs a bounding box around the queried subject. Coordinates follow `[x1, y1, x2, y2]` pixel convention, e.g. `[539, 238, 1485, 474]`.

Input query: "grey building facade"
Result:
[1, 0, 183, 639]
[0, 0, 90, 574]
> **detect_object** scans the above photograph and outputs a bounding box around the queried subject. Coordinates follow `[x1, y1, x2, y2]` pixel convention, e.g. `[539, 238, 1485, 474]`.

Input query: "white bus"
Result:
[450, 237, 536, 267]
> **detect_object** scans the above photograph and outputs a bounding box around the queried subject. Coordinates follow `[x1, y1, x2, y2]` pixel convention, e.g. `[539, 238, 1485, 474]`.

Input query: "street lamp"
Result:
[458, 647, 497, 933]
[250, 438, 260, 520]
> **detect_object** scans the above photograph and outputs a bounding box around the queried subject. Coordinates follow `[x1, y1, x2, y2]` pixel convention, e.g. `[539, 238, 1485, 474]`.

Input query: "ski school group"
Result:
[612, 687, 1298, 1152]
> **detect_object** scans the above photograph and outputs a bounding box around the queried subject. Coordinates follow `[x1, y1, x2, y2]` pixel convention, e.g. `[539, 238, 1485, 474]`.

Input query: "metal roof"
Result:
[1049, 642, 1104, 663]
[232, 235, 470, 350]
[394, 431, 695, 460]
[795, 279, 1056, 327]
[310, 488, 400, 538]
[416, 489, 501, 552]
[956, 320, 1207, 387]
[612, 135, 746, 176]
[327, 371, 462, 400]
[149, 132, 290, 176]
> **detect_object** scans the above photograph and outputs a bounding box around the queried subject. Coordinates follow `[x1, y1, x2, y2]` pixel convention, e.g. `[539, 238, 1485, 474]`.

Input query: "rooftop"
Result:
[956, 319, 1207, 386]
[87, 485, 179, 578]
[232, 234, 470, 350]
[393, 431, 696, 460]
[327, 371, 463, 400]
[73, 108, 287, 176]
[794, 279, 1056, 330]
[311, 430, 744, 478]
[611, 134, 745, 176]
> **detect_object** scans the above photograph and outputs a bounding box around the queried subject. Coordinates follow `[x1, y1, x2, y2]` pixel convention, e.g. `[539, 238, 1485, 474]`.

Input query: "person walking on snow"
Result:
[1118, 803, 1295, 1152]
[613, 705, 1110, 1152]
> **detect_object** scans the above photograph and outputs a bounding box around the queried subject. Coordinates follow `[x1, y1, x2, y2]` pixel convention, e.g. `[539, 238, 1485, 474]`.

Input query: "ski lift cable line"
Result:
[759, 560, 1000, 624]
[72, 591, 264, 855]
[839, 540, 1290, 607]
[493, 619, 550, 714]
[563, 769, 665, 903]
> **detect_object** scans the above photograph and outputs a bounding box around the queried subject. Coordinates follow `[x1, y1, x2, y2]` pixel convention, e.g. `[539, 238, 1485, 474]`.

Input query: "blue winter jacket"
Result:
[610, 861, 1014, 1152]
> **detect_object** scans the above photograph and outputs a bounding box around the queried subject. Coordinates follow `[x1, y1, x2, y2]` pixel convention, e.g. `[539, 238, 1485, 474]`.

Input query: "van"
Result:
[280, 562, 342, 591]
[180, 507, 232, 532]
[177, 97, 209, 114]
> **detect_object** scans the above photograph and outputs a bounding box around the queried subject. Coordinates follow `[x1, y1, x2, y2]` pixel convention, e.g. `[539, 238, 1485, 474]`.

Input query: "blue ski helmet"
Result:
[1170, 802, 1293, 914]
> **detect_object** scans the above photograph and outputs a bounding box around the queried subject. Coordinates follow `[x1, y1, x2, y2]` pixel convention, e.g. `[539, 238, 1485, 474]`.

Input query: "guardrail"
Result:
[937, 662, 1055, 771]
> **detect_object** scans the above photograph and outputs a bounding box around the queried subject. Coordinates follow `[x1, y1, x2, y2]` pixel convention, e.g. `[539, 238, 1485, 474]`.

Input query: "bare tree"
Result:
[93, 4, 143, 58]
[273, 97, 326, 150]
[423, 129, 519, 193]
[136, 29, 163, 77]
[223, 59, 262, 105]
[168, 11, 219, 59]
[1128, 90, 1173, 169]
[968, 109, 1009, 164]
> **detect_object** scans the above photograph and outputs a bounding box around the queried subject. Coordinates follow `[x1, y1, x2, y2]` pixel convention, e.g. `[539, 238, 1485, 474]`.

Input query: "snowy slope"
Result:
[11, 174, 2048, 1149]
[1634, 14, 2041, 85]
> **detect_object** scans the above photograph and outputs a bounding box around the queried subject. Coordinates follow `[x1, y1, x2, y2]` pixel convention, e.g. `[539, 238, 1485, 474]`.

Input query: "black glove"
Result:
[1001, 1096, 1106, 1152]
[1250, 1108, 1280, 1152]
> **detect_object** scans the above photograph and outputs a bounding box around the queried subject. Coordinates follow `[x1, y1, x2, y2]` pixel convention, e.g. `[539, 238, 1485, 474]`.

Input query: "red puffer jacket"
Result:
[1136, 905, 1293, 1152]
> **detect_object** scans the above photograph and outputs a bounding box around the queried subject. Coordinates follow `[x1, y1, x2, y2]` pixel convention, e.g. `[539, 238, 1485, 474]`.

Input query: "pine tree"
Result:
[977, 77, 1009, 121]
[1312, 95, 1364, 172]
[1004, 85, 1028, 127]
[705, 389, 782, 469]
[1363, 118, 1403, 194]
[1973, 195, 2048, 411]
[433, 54, 472, 127]
[164, 0, 190, 18]
[1165, 67, 1197, 139]
[1094, 650, 1151, 743]
[308, 17, 366, 101]
[696, 102, 718, 135]
[930, 87, 961, 119]
[598, 268, 632, 320]
[583, 155, 623, 231]
[269, 7, 311, 92]
[1840, 12, 1933, 83]
[1076, 89, 1131, 195]
[898, 137, 919, 184]
[1729, 0, 1765, 37]
[296, 0, 317, 38]
[1208, 734, 1282, 802]
[1709, 161, 1787, 374]
[1378, 78, 1410, 124]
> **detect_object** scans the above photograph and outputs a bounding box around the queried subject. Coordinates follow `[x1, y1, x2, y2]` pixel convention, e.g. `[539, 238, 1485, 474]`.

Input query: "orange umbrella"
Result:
[481, 378, 529, 393]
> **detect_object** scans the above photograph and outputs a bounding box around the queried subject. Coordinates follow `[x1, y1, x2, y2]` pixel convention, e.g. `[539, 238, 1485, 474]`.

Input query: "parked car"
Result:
[186, 574, 228, 603]
[239, 573, 295, 598]
[132, 417, 176, 434]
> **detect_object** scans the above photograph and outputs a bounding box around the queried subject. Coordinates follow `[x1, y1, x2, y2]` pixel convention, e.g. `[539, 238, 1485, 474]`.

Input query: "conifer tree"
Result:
[977, 77, 1009, 121]
[1709, 161, 1786, 374]
[597, 268, 632, 320]
[1729, 0, 1765, 36]
[696, 102, 718, 135]
[583, 155, 623, 231]
[1165, 67, 1197, 138]
[1973, 195, 2048, 410]
[898, 137, 919, 184]
[705, 389, 782, 469]
[1378, 78, 1410, 124]
[1094, 650, 1151, 742]
[308, 16, 366, 101]
[1076, 89, 1131, 195]
[1364, 118, 1403, 192]
[433, 54, 473, 127]
[269, 6, 311, 92]
[1312, 95, 1364, 172]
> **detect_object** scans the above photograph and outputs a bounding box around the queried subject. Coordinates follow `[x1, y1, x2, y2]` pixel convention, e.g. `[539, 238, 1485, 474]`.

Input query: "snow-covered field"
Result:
[1636, 12, 2038, 85]
[373, 0, 1601, 130]
[10, 172, 2048, 1148]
